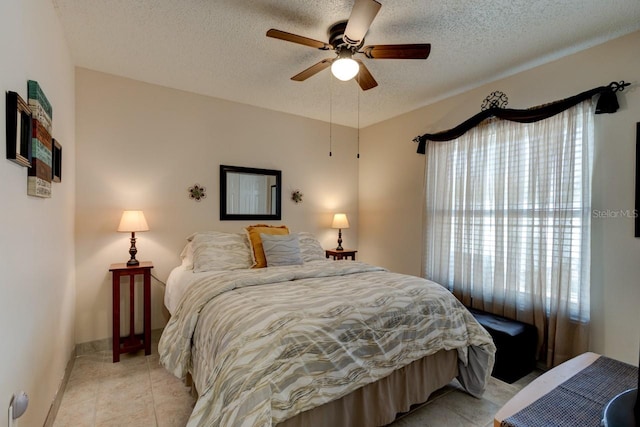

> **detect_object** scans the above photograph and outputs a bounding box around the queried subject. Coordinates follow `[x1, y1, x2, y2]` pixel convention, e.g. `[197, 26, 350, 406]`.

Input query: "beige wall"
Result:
[359, 30, 640, 364]
[1, 9, 636, 426]
[0, 0, 76, 425]
[75, 69, 359, 344]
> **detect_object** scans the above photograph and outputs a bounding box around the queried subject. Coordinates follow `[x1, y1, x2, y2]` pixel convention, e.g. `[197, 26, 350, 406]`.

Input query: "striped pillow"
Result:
[297, 232, 326, 262]
[260, 233, 303, 267]
[192, 232, 253, 272]
[245, 224, 289, 268]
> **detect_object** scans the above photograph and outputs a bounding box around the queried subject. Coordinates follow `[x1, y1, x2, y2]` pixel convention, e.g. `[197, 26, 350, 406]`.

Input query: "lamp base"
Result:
[336, 228, 343, 251]
[602, 388, 637, 427]
[126, 232, 139, 267]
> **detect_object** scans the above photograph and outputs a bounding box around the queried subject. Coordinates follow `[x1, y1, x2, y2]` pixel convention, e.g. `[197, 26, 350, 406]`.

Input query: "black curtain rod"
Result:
[413, 81, 630, 155]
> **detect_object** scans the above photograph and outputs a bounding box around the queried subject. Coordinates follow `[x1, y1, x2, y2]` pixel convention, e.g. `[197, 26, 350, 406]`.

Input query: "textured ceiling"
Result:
[52, 0, 640, 128]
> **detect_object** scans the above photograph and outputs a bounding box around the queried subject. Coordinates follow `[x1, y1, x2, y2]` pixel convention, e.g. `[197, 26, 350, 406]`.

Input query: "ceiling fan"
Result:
[266, 0, 431, 91]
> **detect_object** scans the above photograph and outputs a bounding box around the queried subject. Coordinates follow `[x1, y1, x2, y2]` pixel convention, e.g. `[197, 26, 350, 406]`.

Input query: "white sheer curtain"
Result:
[423, 100, 594, 368]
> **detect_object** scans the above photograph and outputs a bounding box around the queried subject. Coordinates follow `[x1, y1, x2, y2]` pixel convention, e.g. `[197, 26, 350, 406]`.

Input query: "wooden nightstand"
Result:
[325, 249, 358, 260]
[109, 261, 153, 362]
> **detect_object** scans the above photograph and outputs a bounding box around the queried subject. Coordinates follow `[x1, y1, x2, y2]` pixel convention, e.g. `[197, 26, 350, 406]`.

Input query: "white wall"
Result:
[359, 31, 640, 364]
[0, 1, 76, 426]
[75, 69, 359, 344]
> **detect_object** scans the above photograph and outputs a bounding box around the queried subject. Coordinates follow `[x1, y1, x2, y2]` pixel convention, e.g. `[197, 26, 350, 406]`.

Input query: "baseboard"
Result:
[42, 345, 76, 427]
[75, 336, 110, 355]
[76, 328, 164, 356]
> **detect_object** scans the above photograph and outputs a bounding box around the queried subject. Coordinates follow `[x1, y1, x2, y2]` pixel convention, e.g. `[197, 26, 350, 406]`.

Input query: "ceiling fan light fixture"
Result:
[331, 56, 359, 81]
[268, 0, 429, 90]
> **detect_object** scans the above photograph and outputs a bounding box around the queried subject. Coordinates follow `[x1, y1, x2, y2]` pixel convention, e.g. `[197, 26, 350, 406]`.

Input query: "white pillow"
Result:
[191, 232, 253, 272]
[297, 232, 326, 262]
[260, 233, 303, 267]
[179, 241, 195, 270]
[180, 231, 224, 270]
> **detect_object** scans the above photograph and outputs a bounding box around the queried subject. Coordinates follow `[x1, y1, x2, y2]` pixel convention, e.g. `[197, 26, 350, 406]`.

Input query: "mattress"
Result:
[164, 265, 202, 315]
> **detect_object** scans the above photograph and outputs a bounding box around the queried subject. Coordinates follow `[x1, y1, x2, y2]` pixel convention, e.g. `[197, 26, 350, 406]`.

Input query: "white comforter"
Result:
[159, 260, 495, 427]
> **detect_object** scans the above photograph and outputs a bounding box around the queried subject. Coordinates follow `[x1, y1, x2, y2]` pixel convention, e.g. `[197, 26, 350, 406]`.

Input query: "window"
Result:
[423, 102, 593, 328]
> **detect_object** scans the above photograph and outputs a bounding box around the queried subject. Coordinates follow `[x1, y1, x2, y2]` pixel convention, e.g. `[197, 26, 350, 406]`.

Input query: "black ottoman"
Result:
[469, 309, 537, 383]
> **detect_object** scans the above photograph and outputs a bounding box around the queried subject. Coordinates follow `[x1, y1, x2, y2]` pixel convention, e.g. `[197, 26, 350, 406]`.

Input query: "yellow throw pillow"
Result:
[245, 224, 289, 268]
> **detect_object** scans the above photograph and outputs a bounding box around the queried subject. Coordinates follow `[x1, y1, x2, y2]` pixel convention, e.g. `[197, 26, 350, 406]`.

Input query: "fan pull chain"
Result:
[329, 74, 333, 157]
[357, 87, 360, 159]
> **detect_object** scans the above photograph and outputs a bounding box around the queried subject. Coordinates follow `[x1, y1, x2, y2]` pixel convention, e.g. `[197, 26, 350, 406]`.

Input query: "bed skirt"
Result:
[186, 349, 459, 426]
[277, 349, 459, 427]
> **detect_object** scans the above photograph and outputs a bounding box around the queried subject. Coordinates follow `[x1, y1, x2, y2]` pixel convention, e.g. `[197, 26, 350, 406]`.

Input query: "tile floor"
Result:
[53, 338, 539, 427]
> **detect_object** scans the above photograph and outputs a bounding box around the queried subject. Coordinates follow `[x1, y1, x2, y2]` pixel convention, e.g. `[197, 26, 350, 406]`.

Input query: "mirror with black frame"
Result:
[220, 165, 282, 220]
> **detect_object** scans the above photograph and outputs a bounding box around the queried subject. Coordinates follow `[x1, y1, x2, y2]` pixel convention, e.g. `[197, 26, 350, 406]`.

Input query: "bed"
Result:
[158, 229, 496, 427]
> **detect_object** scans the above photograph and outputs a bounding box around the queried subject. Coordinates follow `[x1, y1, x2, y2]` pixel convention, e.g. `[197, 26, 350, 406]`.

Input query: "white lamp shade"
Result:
[331, 58, 359, 81]
[331, 213, 350, 229]
[117, 210, 149, 232]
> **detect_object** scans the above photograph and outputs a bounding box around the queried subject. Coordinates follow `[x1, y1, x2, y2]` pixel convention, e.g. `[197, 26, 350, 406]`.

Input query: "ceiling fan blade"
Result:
[291, 59, 333, 81]
[362, 44, 431, 59]
[343, 0, 381, 46]
[267, 29, 332, 50]
[355, 60, 378, 91]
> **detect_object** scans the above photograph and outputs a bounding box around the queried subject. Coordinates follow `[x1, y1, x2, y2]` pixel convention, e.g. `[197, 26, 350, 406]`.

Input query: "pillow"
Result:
[297, 232, 326, 262]
[179, 241, 195, 270]
[180, 232, 216, 269]
[245, 224, 289, 268]
[260, 233, 303, 267]
[191, 232, 253, 272]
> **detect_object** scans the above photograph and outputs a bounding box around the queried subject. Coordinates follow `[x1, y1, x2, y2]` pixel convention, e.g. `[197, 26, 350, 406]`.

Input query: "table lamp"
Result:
[117, 210, 149, 266]
[331, 213, 349, 251]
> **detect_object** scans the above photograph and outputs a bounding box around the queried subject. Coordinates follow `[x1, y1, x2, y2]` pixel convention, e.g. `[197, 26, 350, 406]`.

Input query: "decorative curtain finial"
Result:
[596, 81, 631, 114]
[481, 91, 509, 111]
[608, 81, 630, 92]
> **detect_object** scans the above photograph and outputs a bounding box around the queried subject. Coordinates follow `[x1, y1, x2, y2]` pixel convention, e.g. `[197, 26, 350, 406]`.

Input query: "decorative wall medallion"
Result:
[188, 184, 206, 201]
[291, 190, 303, 204]
[481, 91, 509, 111]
